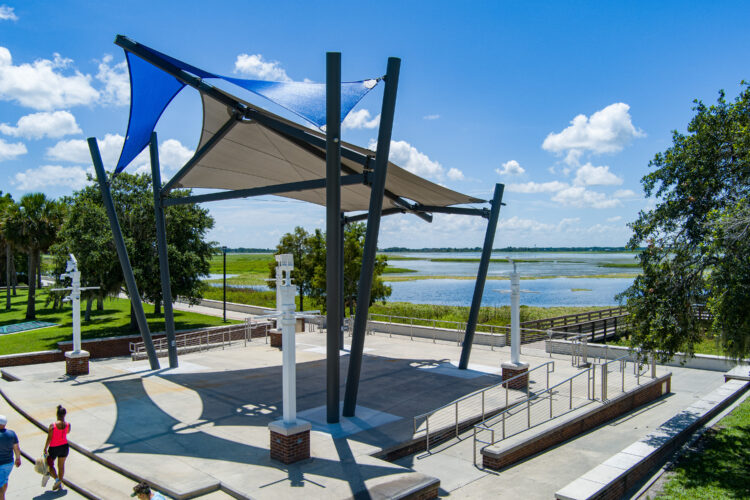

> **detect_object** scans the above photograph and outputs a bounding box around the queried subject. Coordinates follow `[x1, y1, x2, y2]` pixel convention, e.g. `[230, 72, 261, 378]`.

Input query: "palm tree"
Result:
[3, 193, 65, 319]
[0, 193, 15, 311]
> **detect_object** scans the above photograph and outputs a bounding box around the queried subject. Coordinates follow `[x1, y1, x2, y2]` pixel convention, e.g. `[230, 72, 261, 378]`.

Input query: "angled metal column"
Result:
[340, 213, 345, 348]
[458, 183, 505, 369]
[150, 133, 178, 368]
[89, 138, 160, 370]
[325, 52, 342, 424]
[343, 57, 401, 417]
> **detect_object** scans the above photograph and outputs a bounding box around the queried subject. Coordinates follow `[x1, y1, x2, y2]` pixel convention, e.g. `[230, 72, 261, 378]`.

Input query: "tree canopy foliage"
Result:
[52, 173, 215, 324]
[269, 224, 391, 313]
[620, 84, 750, 360]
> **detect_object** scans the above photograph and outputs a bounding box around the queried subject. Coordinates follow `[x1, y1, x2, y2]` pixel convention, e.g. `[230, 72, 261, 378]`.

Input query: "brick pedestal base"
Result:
[501, 361, 529, 390]
[269, 420, 311, 464]
[65, 350, 90, 376]
[270, 329, 282, 348]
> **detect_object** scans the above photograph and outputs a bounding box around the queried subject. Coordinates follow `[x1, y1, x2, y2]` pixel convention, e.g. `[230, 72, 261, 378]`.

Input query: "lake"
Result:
[206, 251, 637, 307]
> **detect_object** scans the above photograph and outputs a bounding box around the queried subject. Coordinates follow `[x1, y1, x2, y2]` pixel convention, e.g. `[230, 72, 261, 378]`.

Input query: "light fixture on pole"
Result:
[222, 245, 227, 323]
[495, 258, 537, 389]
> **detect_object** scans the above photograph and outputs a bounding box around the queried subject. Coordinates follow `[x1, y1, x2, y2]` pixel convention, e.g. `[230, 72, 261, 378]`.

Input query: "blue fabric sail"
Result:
[223, 77, 378, 129]
[116, 51, 186, 173]
[115, 42, 379, 173]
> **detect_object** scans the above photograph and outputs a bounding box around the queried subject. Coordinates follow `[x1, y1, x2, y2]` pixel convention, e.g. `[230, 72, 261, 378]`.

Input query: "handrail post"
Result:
[569, 378, 573, 409]
[601, 364, 607, 401]
[455, 403, 459, 438]
[482, 391, 485, 421]
[651, 352, 656, 378]
[426, 418, 430, 453]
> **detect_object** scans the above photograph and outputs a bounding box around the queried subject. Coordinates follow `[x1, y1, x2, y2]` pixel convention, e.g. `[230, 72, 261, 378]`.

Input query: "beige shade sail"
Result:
[172, 92, 484, 212]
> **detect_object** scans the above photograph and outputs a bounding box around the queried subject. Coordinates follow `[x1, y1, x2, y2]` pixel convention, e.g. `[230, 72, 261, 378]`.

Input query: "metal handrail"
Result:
[413, 360, 554, 453]
[473, 365, 596, 465]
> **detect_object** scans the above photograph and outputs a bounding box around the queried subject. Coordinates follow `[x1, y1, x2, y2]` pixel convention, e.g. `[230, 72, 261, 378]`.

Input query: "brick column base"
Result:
[501, 361, 529, 390]
[65, 350, 90, 376]
[269, 420, 312, 464]
[270, 329, 282, 348]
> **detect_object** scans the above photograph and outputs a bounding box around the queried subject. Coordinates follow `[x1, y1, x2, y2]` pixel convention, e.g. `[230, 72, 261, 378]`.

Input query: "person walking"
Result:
[42, 405, 70, 491]
[0, 415, 22, 500]
[131, 481, 167, 500]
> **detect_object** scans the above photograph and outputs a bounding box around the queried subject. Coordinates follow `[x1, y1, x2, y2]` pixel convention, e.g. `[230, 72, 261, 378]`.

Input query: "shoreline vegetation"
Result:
[206, 252, 640, 287]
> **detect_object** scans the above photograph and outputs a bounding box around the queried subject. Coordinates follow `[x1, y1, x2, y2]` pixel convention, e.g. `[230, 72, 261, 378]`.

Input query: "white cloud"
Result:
[0, 137, 26, 161]
[342, 109, 380, 130]
[368, 139, 463, 182]
[506, 181, 568, 193]
[13, 165, 90, 190]
[0, 5, 18, 21]
[48, 133, 192, 173]
[0, 110, 81, 139]
[0, 46, 99, 110]
[499, 216, 554, 232]
[573, 163, 622, 186]
[496, 160, 526, 176]
[542, 103, 645, 165]
[613, 189, 637, 199]
[96, 54, 129, 106]
[423, 114, 440, 120]
[447, 168, 464, 181]
[233, 54, 291, 81]
[47, 133, 125, 166]
[551, 186, 622, 209]
[607, 216, 623, 222]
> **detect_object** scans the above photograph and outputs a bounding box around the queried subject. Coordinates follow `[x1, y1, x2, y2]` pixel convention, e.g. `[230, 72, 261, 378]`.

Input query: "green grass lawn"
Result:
[655, 398, 750, 499]
[0, 288, 238, 355]
[610, 329, 726, 357]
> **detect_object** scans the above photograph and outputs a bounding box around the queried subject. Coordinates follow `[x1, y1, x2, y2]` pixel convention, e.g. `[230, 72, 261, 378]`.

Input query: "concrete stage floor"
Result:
[0, 331, 727, 499]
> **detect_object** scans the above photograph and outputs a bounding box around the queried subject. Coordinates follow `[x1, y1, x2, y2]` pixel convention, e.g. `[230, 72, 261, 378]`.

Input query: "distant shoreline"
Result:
[223, 247, 642, 254]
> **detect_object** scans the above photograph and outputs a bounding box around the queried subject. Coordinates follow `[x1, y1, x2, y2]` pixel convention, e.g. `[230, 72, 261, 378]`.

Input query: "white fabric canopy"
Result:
[172, 92, 484, 212]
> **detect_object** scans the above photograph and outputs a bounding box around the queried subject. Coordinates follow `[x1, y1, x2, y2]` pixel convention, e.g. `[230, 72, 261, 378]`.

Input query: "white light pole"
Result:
[499, 259, 531, 386]
[53, 254, 98, 375]
[267, 254, 314, 463]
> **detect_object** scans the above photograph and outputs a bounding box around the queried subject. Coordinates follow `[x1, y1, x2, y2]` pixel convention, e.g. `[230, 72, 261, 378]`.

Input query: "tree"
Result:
[0, 192, 15, 310]
[53, 173, 215, 327]
[619, 84, 750, 360]
[271, 223, 391, 314]
[3, 193, 65, 319]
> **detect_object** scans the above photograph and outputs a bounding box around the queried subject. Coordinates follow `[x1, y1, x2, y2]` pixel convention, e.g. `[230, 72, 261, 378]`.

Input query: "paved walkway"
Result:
[0, 329, 730, 499]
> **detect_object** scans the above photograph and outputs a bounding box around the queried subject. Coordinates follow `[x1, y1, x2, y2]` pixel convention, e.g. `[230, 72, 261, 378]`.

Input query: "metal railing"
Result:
[473, 365, 596, 465]
[413, 361, 555, 453]
[130, 321, 271, 359]
[472, 352, 658, 465]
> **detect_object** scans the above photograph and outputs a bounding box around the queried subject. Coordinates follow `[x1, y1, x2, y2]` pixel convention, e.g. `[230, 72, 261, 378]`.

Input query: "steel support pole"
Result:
[5, 243, 10, 310]
[89, 138, 160, 369]
[150, 133, 178, 368]
[343, 57, 401, 417]
[340, 213, 345, 348]
[325, 52, 342, 424]
[458, 183, 504, 369]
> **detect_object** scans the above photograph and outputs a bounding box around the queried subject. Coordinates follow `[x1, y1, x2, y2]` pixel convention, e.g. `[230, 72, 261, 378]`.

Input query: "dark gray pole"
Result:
[340, 213, 345, 349]
[343, 57, 401, 417]
[325, 52, 342, 424]
[89, 137, 160, 370]
[458, 183, 505, 370]
[150, 133, 179, 369]
[222, 246, 227, 322]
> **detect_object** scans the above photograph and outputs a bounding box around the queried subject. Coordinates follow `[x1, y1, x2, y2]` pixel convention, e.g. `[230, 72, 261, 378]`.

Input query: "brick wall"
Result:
[483, 375, 671, 470]
[0, 350, 64, 367]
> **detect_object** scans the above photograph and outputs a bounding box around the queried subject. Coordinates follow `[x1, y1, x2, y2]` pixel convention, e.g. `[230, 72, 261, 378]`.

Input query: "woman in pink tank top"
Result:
[42, 405, 70, 491]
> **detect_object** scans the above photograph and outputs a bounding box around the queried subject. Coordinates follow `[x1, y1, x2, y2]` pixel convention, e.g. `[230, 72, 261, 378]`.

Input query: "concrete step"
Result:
[0, 379, 148, 500]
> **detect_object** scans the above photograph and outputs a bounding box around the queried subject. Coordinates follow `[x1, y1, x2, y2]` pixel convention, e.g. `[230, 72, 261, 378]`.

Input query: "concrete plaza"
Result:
[0, 329, 728, 499]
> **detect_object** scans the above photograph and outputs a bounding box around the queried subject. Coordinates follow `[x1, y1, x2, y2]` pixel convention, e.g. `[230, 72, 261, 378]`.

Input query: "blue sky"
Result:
[1, 1, 748, 248]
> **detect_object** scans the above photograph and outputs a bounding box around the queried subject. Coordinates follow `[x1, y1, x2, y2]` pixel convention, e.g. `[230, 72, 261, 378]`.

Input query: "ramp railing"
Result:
[413, 361, 554, 453]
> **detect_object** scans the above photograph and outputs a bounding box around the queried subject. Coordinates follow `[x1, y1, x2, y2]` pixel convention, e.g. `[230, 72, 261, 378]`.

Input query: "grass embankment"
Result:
[610, 327, 726, 357]
[0, 289, 238, 355]
[383, 273, 638, 282]
[200, 284, 596, 330]
[655, 398, 750, 499]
